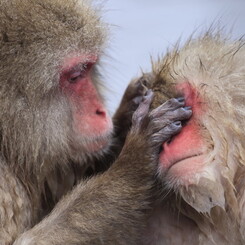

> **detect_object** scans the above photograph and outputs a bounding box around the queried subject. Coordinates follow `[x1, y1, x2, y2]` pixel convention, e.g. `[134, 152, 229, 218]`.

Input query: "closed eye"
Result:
[68, 71, 84, 83]
[68, 63, 93, 83]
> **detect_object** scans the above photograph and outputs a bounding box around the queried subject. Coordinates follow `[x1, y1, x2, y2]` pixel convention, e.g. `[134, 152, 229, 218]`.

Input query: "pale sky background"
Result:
[99, 0, 245, 114]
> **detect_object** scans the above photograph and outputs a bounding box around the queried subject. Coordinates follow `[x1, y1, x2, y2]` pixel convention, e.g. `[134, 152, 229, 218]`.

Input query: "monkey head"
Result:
[144, 34, 245, 214]
[0, 0, 112, 175]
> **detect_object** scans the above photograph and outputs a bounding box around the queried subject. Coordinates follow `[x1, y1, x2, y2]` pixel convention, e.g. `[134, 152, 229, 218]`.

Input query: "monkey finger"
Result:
[163, 106, 192, 122]
[123, 73, 152, 102]
[148, 106, 191, 140]
[150, 121, 182, 147]
[150, 97, 186, 118]
[132, 90, 154, 127]
[132, 95, 144, 106]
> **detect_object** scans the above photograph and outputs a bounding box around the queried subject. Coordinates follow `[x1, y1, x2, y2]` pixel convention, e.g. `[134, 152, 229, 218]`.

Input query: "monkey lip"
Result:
[169, 154, 203, 168]
[159, 151, 206, 177]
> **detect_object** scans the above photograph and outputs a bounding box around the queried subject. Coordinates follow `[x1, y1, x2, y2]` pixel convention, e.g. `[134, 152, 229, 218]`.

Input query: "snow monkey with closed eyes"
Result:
[139, 33, 245, 245]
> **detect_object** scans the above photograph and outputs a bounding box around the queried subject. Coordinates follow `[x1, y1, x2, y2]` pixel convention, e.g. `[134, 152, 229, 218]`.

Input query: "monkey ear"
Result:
[179, 177, 225, 214]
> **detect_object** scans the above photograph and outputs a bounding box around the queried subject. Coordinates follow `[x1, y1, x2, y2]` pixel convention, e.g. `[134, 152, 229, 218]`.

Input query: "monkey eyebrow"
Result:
[65, 63, 93, 74]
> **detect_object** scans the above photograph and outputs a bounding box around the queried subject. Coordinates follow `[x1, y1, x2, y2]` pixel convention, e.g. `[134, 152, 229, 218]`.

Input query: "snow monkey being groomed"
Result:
[138, 34, 245, 245]
[0, 0, 193, 244]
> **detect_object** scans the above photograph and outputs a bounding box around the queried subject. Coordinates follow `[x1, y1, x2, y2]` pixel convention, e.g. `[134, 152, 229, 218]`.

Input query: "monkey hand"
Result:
[113, 73, 153, 140]
[121, 90, 192, 170]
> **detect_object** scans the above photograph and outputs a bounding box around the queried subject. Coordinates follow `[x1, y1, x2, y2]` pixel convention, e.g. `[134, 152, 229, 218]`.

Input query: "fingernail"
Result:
[177, 97, 185, 102]
[174, 121, 181, 126]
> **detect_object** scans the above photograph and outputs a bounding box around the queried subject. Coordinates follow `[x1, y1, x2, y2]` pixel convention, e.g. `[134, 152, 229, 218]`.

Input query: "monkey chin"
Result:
[73, 129, 113, 155]
[85, 122, 114, 154]
[158, 82, 208, 186]
[85, 134, 112, 154]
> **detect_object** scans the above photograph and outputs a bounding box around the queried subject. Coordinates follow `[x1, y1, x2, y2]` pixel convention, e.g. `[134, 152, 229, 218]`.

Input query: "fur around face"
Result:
[0, 0, 108, 242]
[0, 0, 107, 179]
[144, 34, 245, 244]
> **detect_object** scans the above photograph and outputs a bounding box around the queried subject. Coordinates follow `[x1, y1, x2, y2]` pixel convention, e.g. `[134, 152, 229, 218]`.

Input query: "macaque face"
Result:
[158, 82, 208, 183]
[60, 54, 113, 153]
[148, 36, 245, 212]
[0, 0, 112, 167]
[150, 78, 212, 189]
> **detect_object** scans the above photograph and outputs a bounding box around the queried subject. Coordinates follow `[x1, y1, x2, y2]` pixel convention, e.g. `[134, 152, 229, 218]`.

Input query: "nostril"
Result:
[96, 109, 106, 117]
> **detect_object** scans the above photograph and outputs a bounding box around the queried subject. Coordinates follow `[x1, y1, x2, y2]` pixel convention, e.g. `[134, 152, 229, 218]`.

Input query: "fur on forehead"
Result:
[0, 0, 107, 55]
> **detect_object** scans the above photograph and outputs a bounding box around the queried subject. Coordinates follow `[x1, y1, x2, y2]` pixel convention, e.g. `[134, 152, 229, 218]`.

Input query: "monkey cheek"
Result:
[158, 121, 207, 185]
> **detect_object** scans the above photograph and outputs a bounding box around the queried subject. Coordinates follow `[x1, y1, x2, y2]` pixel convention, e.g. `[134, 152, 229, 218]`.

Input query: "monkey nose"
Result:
[95, 109, 106, 117]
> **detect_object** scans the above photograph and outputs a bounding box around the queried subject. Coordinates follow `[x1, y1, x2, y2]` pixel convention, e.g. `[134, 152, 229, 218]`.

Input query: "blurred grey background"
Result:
[100, 0, 245, 113]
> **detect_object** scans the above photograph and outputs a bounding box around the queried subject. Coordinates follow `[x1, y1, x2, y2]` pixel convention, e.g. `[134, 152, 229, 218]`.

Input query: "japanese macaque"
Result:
[140, 34, 245, 244]
[0, 0, 192, 244]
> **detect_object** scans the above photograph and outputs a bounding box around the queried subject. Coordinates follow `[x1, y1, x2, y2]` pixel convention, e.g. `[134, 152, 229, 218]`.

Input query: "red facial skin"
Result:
[159, 82, 207, 178]
[60, 54, 112, 152]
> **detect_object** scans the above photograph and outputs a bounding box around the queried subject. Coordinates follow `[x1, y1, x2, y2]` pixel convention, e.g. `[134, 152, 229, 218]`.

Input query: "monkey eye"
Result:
[68, 71, 83, 83]
[68, 63, 93, 83]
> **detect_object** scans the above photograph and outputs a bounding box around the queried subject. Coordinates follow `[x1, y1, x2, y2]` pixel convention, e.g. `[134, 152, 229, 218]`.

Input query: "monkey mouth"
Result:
[169, 154, 203, 167]
[159, 152, 206, 178]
